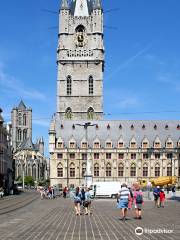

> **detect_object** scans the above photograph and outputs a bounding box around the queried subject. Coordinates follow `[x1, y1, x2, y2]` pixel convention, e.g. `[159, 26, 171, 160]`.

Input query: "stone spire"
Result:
[61, 0, 69, 10]
[93, 0, 102, 10]
[74, 0, 89, 17]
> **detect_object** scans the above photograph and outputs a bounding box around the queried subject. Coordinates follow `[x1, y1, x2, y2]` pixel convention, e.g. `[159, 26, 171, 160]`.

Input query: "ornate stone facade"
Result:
[49, 0, 180, 188]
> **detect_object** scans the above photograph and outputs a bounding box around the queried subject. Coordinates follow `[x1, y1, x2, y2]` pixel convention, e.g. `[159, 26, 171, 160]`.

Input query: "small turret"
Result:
[93, 0, 102, 10]
[39, 137, 44, 156]
[61, 0, 69, 10]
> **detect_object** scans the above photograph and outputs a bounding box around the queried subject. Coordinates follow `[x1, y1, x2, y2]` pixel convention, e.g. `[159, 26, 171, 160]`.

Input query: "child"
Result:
[159, 190, 165, 208]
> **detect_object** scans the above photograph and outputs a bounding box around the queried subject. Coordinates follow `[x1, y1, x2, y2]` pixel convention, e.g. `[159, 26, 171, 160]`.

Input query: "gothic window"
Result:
[89, 76, 94, 95]
[57, 153, 63, 159]
[57, 163, 63, 177]
[23, 114, 27, 126]
[94, 163, 99, 177]
[57, 142, 63, 148]
[23, 129, 27, 140]
[131, 153, 136, 160]
[130, 163, 136, 177]
[143, 163, 148, 177]
[106, 142, 112, 148]
[32, 164, 36, 179]
[18, 129, 22, 141]
[67, 76, 72, 95]
[87, 107, 94, 120]
[106, 163, 111, 177]
[167, 164, 172, 176]
[69, 142, 75, 148]
[94, 153, 99, 160]
[82, 163, 86, 177]
[18, 113, 22, 125]
[82, 142, 88, 148]
[28, 164, 31, 176]
[118, 153, 124, 159]
[118, 142, 124, 148]
[106, 153, 111, 159]
[65, 107, 72, 119]
[118, 163, 124, 177]
[94, 142, 100, 148]
[155, 163, 160, 177]
[70, 163, 75, 177]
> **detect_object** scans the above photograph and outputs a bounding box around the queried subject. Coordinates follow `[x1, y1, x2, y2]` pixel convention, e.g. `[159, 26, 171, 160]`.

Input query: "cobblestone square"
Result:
[0, 194, 179, 240]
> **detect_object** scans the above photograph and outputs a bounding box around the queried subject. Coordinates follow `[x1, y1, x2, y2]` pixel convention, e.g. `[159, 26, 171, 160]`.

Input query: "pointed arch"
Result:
[166, 137, 173, 148]
[130, 163, 136, 177]
[106, 163, 112, 177]
[155, 163, 160, 177]
[18, 113, 22, 125]
[65, 107, 72, 119]
[23, 114, 27, 126]
[94, 163, 99, 177]
[142, 137, 149, 149]
[70, 163, 75, 177]
[57, 163, 63, 177]
[23, 129, 27, 140]
[118, 163, 124, 177]
[130, 137, 137, 148]
[87, 107, 94, 120]
[167, 163, 172, 176]
[154, 136, 161, 148]
[18, 129, 22, 141]
[32, 164, 36, 179]
[143, 163, 148, 177]
[82, 163, 86, 177]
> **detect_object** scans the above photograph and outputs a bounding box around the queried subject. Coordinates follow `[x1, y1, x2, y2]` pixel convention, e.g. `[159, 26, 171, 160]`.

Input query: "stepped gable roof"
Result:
[18, 100, 26, 110]
[55, 119, 180, 148]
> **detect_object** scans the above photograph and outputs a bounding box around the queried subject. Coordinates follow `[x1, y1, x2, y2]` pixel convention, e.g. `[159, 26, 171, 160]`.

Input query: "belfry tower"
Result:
[57, 0, 104, 121]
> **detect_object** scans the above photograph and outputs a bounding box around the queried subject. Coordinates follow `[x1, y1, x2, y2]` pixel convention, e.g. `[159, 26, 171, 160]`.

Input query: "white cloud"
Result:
[0, 63, 46, 101]
[33, 119, 50, 127]
[118, 96, 139, 109]
[158, 72, 180, 92]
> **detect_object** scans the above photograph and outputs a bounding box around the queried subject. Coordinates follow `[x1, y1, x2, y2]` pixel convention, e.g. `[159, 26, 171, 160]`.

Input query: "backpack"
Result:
[136, 192, 143, 204]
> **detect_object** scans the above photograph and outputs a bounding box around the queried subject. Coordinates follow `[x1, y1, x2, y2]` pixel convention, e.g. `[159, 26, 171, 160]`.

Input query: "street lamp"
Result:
[75, 122, 96, 187]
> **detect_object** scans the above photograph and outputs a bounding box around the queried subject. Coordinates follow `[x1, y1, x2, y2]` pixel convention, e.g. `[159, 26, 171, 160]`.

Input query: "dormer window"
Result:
[94, 142, 100, 148]
[69, 142, 76, 148]
[142, 124, 146, 130]
[154, 142, 160, 148]
[82, 142, 88, 148]
[142, 142, 148, 149]
[106, 142, 112, 148]
[118, 142, 124, 148]
[107, 124, 110, 129]
[177, 125, 180, 130]
[57, 142, 63, 149]
[166, 141, 173, 148]
[154, 125, 157, 130]
[165, 125, 169, 130]
[130, 142, 137, 148]
[119, 124, 122, 130]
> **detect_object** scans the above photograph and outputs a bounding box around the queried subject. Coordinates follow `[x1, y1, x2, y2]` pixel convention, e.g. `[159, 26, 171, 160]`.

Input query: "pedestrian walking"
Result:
[128, 187, 133, 210]
[63, 187, 68, 198]
[171, 186, 176, 197]
[153, 186, 160, 208]
[0, 187, 4, 198]
[73, 187, 82, 216]
[117, 183, 130, 221]
[159, 190, 165, 208]
[133, 187, 144, 220]
[80, 188, 86, 214]
[84, 188, 92, 215]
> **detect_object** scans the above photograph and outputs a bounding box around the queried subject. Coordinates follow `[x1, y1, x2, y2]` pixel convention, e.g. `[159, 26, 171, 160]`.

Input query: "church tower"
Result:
[11, 100, 32, 152]
[57, 0, 104, 120]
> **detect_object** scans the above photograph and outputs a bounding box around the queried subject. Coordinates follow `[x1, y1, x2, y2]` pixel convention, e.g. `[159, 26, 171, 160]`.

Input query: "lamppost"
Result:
[75, 122, 96, 187]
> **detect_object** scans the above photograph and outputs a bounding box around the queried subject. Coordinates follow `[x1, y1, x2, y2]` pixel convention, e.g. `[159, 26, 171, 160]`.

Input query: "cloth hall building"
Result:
[49, 0, 180, 188]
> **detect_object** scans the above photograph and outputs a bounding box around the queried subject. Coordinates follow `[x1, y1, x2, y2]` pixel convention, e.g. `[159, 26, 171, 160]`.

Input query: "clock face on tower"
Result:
[75, 25, 87, 48]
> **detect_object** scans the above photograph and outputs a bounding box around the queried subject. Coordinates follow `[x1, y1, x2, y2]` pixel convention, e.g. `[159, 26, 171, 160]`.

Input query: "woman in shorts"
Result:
[74, 187, 81, 216]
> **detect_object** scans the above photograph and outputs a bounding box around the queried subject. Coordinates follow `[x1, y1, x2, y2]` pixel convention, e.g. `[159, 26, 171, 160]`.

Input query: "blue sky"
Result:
[0, 0, 180, 156]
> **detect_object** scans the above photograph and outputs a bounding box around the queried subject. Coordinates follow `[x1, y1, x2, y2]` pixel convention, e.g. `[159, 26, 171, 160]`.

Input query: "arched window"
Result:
[167, 164, 172, 176]
[94, 163, 99, 177]
[70, 163, 75, 177]
[75, 25, 86, 47]
[57, 163, 63, 177]
[87, 107, 94, 120]
[106, 163, 111, 177]
[23, 129, 27, 140]
[89, 76, 93, 95]
[130, 163, 136, 177]
[82, 163, 86, 177]
[65, 107, 72, 119]
[28, 164, 31, 176]
[67, 76, 72, 95]
[18, 129, 22, 141]
[18, 113, 22, 125]
[155, 163, 160, 177]
[143, 163, 148, 177]
[118, 163, 124, 177]
[23, 114, 27, 126]
[32, 164, 36, 179]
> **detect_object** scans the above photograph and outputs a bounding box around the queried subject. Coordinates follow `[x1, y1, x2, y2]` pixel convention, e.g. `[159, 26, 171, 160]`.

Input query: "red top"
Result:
[159, 192, 165, 201]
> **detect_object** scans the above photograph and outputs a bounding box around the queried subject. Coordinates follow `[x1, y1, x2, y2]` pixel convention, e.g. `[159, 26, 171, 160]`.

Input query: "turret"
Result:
[49, 116, 56, 154]
[61, 0, 69, 10]
[93, 0, 102, 10]
[39, 137, 44, 156]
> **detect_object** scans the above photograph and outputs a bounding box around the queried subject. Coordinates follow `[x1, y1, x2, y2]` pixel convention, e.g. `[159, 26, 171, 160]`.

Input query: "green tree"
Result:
[24, 176, 35, 186]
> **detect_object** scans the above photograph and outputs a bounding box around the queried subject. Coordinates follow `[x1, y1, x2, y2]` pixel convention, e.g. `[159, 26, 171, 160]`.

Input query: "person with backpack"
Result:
[84, 188, 92, 215]
[171, 186, 176, 197]
[133, 187, 144, 220]
[153, 186, 160, 207]
[80, 188, 86, 214]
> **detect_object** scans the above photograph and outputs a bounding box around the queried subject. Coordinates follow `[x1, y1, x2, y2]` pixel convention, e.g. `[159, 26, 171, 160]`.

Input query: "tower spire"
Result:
[93, 0, 102, 10]
[74, 0, 89, 17]
[61, 0, 69, 10]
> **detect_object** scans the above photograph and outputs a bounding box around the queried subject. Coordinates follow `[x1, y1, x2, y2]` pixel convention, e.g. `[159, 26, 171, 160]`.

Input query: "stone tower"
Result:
[57, 0, 104, 120]
[11, 100, 32, 152]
